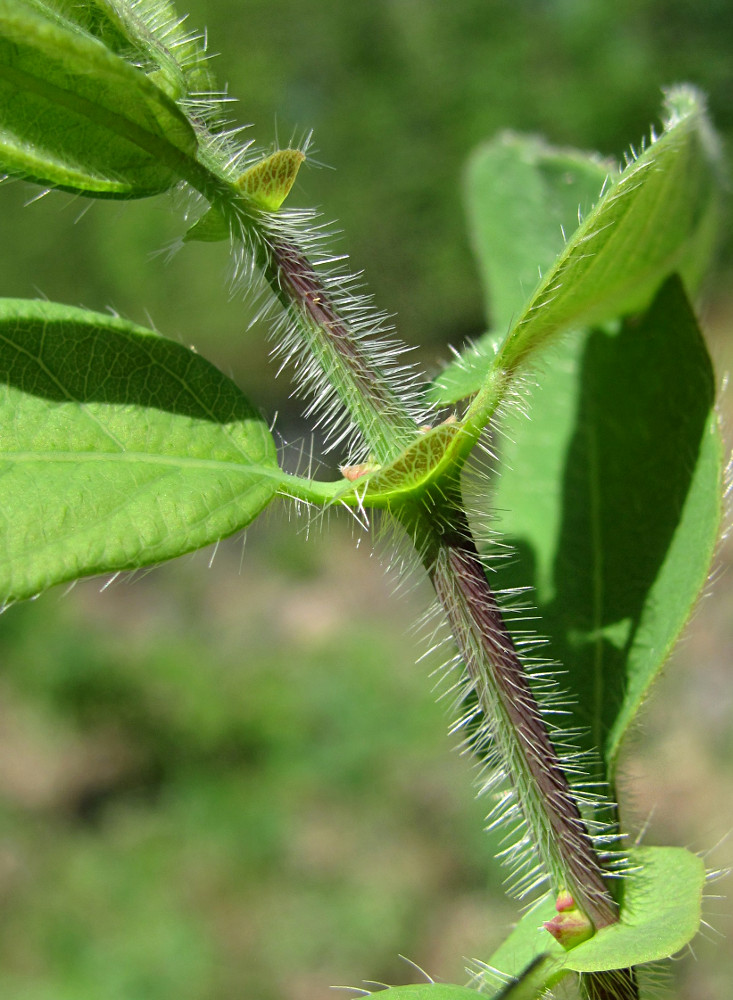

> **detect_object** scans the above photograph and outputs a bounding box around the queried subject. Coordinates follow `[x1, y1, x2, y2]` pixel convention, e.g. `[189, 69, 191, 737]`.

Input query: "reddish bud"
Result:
[543, 892, 594, 950]
[340, 462, 380, 482]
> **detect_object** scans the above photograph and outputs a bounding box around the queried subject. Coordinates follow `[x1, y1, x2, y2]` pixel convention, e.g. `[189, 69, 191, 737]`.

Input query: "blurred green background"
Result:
[1, 1, 733, 998]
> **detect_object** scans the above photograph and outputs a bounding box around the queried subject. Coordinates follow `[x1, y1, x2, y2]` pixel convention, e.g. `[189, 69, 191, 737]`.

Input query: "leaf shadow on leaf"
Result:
[0, 301, 281, 604]
[493, 276, 717, 783]
[1, 306, 261, 425]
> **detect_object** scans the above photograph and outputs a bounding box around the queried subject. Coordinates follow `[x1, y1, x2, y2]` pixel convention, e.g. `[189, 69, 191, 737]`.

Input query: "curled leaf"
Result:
[439, 87, 722, 403]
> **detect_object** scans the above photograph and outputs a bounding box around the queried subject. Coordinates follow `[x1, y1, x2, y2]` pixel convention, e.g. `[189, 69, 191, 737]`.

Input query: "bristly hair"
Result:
[398, 396, 625, 912]
[99, 0, 218, 102]
[250, 201, 433, 463]
[115, 0, 431, 465]
[426, 533, 625, 912]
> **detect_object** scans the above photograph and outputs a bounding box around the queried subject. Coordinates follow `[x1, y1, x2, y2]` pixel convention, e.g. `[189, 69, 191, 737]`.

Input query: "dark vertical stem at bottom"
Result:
[413, 500, 638, 1000]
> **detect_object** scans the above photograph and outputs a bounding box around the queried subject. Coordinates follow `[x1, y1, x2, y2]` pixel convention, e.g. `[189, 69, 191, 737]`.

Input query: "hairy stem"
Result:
[266, 233, 422, 462]
[194, 109, 640, 999]
[409, 499, 640, 999]
[169, 147, 425, 462]
[416, 502, 618, 929]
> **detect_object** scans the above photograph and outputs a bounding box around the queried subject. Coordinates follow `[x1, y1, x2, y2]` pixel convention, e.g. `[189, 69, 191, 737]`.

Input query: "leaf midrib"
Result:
[585, 418, 605, 755]
[0, 449, 283, 478]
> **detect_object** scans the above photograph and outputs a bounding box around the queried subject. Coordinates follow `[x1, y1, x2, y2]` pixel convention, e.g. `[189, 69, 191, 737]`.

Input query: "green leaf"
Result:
[0, 0, 198, 197]
[18, 0, 133, 51]
[366, 987, 482, 1000]
[485, 898, 564, 985]
[431, 134, 610, 404]
[439, 87, 721, 402]
[489, 275, 723, 777]
[497, 87, 721, 374]
[486, 847, 704, 980]
[468, 135, 611, 336]
[565, 847, 705, 972]
[0, 299, 282, 604]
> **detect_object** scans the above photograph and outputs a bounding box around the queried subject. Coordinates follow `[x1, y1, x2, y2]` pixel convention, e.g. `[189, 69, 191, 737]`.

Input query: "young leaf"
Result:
[430, 135, 610, 405]
[0, 0, 198, 197]
[441, 87, 721, 402]
[485, 846, 705, 981]
[236, 148, 306, 211]
[184, 150, 307, 242]
[0, 300, 282, 604]
[488, 275, 723, 778]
